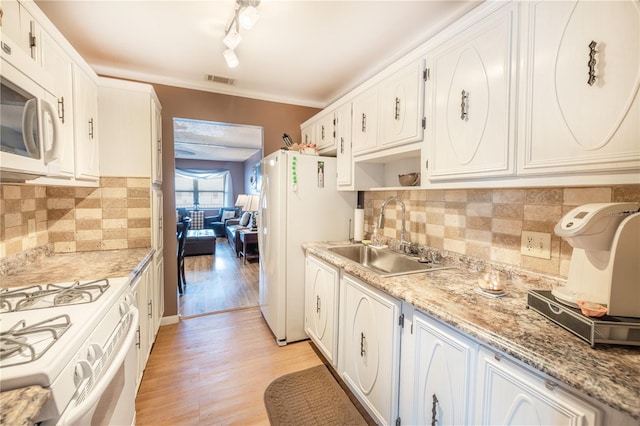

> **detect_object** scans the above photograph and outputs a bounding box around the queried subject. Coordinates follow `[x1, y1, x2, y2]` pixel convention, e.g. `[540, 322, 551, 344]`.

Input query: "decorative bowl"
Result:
[577, 300, 607, 317]
[477, 271, 507, 294]
[398, 172, 420, 186]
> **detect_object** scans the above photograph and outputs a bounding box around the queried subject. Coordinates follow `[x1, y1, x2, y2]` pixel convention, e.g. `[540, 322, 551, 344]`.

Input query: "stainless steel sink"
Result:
[327, 245, 452, 277]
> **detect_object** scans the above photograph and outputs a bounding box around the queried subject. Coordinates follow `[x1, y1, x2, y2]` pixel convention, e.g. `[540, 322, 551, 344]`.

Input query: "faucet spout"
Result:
[378, 196, 408, 247]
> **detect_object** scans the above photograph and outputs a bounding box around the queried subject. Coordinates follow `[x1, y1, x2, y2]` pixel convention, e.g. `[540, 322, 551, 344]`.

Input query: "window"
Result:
[175, 173, 228, 208]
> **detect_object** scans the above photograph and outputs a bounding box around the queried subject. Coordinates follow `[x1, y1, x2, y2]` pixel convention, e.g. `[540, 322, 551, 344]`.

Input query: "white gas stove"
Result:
[0, 276, 138, 425]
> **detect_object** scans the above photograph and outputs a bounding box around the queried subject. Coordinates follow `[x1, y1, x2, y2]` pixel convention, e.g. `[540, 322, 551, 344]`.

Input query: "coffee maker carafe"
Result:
[553, 202, 640, 318]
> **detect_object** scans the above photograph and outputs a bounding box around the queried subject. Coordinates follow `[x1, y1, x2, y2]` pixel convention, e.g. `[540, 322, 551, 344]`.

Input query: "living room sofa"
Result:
[177, 207, 242, 237]
[225, 212, 255, 257]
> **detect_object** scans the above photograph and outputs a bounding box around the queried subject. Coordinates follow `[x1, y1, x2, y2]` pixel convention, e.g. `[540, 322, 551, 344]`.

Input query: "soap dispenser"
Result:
[371, 226, 381, 247]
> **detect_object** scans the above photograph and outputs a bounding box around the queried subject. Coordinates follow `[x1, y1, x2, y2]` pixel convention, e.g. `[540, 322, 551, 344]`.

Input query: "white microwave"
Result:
[1, 36, 61, 182]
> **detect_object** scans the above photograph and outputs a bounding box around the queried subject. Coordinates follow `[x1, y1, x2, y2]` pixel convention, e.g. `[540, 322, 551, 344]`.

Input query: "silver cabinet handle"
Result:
[58, 97, 65, 123]
[361, 113, 366, 132]
[461, 90, 468, 120]
[395, 97, 401, 120]
[316, 295, 321, 313]
[88, 118, 94, 139]
[431, 394, 439, 426]
[340, 137, 344, 154]
[321, 125, 325, 140]
[360, 332, 366, 357]
[588, 40, 597, 86]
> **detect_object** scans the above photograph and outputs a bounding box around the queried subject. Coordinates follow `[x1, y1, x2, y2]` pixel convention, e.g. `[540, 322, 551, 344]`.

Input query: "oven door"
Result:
[55, 304, 139, 426]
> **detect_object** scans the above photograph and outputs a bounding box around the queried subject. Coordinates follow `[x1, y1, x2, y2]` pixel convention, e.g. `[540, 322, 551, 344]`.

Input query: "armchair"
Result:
[208, 207, 242, 237]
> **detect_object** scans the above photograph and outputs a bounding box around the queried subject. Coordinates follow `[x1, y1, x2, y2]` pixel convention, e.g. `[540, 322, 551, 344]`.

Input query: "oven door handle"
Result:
[57, 305, 139, 426]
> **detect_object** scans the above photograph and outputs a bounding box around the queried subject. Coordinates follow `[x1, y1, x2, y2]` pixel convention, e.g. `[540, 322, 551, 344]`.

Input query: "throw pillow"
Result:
[222, 210, 236, 220]
[250, 212, 258, 230]
[239, 211, 251, 227]
[189, 210, 204, 230]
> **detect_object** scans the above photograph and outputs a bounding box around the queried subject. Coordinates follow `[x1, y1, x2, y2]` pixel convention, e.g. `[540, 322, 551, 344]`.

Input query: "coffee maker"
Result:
[553, 202, 640, 318]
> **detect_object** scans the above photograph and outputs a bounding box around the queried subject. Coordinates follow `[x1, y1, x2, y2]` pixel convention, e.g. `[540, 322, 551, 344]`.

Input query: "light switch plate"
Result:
[521, 231, 551, 259]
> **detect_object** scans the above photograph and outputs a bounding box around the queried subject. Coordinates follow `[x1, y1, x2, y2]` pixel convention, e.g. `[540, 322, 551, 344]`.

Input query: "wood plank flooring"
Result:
[135, 307, 323, 425]
[179, 238, 259, 317]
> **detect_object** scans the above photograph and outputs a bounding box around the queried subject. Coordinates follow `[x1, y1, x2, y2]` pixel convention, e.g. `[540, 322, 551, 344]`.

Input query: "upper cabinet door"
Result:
[73, 65, 100, 180]
[336, 102, 353, 189]
[351, 86, 379, 155]
[428, 2, 518, 181]
[379, 60, 425, 148]
[151, 98, 163, 185]
[41, 30, 75, 176]
[518, 1, 640, 175]
[315, 110, 336, 153]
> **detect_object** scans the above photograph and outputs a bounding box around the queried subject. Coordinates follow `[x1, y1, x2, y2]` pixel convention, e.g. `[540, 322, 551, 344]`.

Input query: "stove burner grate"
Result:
[0, 278, 110, 312]
[0, 314, 72, 367]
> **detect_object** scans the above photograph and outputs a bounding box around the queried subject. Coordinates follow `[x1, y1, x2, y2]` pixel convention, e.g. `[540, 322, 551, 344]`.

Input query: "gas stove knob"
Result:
[87, 343, 104, 364]
[74, 360, 93, 385]
[124, 293, 135, 305]
[119, 301, 131, 315]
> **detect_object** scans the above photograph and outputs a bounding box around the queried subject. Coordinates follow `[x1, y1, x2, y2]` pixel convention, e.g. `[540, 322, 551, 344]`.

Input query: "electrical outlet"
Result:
[521, 231, 551, 259]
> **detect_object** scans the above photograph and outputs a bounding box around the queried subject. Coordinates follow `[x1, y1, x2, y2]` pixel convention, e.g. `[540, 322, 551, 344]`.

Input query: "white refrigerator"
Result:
[258, 150, 355, 345]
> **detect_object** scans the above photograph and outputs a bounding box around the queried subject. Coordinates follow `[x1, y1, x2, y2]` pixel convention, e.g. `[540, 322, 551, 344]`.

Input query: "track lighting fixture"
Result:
[222, 0, 261, 68]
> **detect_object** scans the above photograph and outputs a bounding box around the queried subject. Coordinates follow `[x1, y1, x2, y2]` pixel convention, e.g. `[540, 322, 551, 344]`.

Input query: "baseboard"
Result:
[160, 315, 180, 326]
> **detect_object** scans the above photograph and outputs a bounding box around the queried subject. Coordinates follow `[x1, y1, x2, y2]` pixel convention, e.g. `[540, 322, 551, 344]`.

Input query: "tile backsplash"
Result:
[2, 180, 639, 280]
[364, 185, 640, 278]
[0, 177, 151, 258]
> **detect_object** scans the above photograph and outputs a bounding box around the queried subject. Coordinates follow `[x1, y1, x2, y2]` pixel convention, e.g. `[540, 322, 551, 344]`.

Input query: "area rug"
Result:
[264, 365, 371, 426]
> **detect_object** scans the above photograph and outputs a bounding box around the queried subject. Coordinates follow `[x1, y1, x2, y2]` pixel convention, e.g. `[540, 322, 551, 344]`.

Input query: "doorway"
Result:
[173, 118, 263, 318]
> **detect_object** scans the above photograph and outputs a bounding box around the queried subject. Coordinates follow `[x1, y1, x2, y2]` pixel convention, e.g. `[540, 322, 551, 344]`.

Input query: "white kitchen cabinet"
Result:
[1, 0, 41, 63]
[72, 64, 100, 180]
[517, 1, 640, 176]
[152, 188, 163, 255]
[315, 109, 337, 153]
[379, 60, 425, 149]
[335, 102, 353, 189]
[152, 254, 164, 337]
[301, 122, 314, 145]
[131, 260, 152, 389]
[426, 2, 518, 182]
[475, 346, 601, 425]
[98, 77, 161, 179]
[351, 86, 379, 155]
[400, 305, 477, 426]
[151, 98, 163, 184]
[339, 273, 402, 426]
[304, 255, 340, 366]
[40, 30, 75, 176]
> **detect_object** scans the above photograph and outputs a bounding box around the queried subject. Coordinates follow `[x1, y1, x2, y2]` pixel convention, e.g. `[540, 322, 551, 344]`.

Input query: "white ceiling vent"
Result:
[206, 74, 237, 86]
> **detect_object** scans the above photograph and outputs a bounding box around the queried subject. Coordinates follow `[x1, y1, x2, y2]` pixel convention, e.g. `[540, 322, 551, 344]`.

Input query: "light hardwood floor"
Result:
[135, 307, 323, 425]
[179, 238, 259, 317]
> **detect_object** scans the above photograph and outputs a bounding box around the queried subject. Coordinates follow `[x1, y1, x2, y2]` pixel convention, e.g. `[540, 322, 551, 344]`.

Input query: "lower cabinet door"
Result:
[304, 255, 339, 365]
[405, 309, 476, 425]
[339, 274, 401, 426]
[475, 347, 601, 425]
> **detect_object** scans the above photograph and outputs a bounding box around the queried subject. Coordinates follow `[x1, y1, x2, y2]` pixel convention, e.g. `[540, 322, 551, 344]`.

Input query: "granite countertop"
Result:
[0, 248, 154, 287]
[0, 248, 154, 423]
[304, 242, 640, 421]
[0, 386, 51, 426]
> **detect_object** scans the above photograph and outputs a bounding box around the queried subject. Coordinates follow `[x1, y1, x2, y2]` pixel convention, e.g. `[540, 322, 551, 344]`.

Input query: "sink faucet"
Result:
[377, 196, 410, 252]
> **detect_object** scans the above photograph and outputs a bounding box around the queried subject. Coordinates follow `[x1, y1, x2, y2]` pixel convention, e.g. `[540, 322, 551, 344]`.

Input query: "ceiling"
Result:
[173, 118, 263, 162]
[35, 0, 481, 161]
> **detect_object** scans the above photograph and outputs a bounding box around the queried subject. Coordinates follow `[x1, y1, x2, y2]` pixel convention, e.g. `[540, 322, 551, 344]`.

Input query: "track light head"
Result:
[223, 49, 239, 68]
